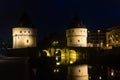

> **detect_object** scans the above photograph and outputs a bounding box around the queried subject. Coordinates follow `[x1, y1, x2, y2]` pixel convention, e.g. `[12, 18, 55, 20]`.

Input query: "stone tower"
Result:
[67, 16, 89, 80]
[66, 16, 87, 47]
[12, 14, 37, 48]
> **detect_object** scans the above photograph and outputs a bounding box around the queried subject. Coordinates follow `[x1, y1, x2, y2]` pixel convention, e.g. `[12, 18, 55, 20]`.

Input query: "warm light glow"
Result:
[42, 50, 51, 56]
[52, 41, 59, 46]
[111, 71, 114, 76]
[56, 57, 58, 60]
[56, 69, 59, 72]
[98, 30, 100, 33]
[54, 69, 59, 72]
[56, 62, 60, 65]
[70, 61, 73, 64]
[99, 76, 102, 80]
[69, 50, 77, 63]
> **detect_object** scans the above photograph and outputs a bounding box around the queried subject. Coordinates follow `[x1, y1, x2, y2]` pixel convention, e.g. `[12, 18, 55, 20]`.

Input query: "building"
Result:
[7, 14, 120, 80]
[66, 16, 87, 47]
[87, 29, 106, 48]
[40, 16, 88, 65]
[12, 14, 37, 48]
[106, 26, 120, 47]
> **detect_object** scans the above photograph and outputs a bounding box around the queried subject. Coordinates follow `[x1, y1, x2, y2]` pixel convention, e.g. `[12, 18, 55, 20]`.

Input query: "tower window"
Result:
[28, 31, 30, 33]
[24, 31, 26, 33]
[20, 31, 22, 33]
[26, 40, 29, 43]
[78, 40, 80, 42]
[78, 69, 81, 72]
[69, 30, 71, 33]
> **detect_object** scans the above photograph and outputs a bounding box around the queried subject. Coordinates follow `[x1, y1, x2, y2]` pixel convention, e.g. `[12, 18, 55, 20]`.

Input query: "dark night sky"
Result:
[0, 0, 120, 41]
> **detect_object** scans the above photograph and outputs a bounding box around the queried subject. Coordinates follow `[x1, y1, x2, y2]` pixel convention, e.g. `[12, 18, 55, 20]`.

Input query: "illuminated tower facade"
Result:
[66, 16, 87, 47]
[12, 14, 37, 48]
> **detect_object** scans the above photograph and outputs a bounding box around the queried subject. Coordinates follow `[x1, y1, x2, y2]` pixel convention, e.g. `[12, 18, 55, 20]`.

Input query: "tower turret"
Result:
[66, 16, 87, 47]
[12, 14, 37, 48]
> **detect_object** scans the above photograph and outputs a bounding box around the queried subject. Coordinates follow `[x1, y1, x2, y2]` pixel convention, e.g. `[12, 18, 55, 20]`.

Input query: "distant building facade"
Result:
[106, 26, 120, 47]
[12, 14, 37, 48]
[87, 29, 106, 48]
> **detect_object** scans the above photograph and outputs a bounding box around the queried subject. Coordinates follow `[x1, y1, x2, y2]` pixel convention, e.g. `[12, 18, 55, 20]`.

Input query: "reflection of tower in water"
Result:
[67, 65, 88, 80]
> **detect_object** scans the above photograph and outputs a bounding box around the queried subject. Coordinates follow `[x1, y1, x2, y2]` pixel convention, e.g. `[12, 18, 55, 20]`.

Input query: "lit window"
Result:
[54, 69, 59, 72]
[56, 69, 59, 72]
[97, 30, 100, 33]
[54, 69, 56, 72]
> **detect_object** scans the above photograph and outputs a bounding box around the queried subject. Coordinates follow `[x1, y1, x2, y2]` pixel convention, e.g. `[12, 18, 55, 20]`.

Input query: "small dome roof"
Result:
[67, 16, 86, 29]
[14, 13, 35, 28]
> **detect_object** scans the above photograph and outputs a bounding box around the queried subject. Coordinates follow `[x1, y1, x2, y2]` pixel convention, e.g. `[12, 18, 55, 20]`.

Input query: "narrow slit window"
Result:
[26, 40, 29, 43]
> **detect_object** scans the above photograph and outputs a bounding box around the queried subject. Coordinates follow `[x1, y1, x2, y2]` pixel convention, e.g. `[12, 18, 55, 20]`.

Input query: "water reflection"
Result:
[67, 64, 120, 80]
[33, 57, 120, 80]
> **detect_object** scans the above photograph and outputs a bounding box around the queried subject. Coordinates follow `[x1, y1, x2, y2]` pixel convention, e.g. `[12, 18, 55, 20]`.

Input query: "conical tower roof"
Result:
[67, 16, 86, 29]
[14, 13, 35, 28]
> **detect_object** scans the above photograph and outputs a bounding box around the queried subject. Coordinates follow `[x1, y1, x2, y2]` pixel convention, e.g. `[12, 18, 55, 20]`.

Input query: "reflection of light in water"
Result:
[99, 76, 101, 80]
[56, 57, 58, 60]
[111, 71, 114, 76]
[54, 69, 59, 72]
